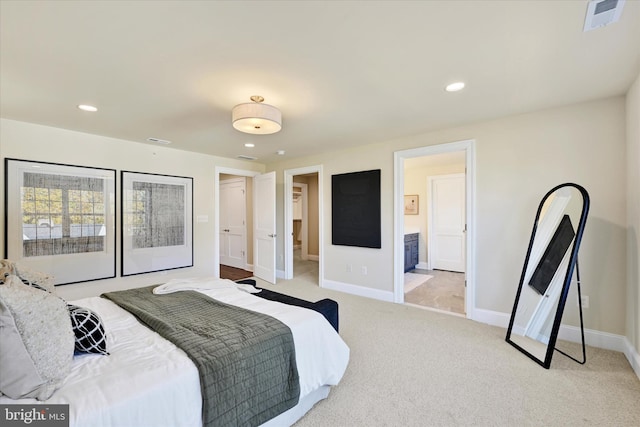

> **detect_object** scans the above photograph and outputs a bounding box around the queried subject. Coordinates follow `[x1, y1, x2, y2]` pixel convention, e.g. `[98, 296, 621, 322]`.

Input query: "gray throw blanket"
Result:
[102, 285, 300, 427]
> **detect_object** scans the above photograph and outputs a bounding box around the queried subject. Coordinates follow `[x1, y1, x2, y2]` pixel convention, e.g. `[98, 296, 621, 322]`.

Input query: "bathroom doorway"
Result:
[394, 140, 476, 318]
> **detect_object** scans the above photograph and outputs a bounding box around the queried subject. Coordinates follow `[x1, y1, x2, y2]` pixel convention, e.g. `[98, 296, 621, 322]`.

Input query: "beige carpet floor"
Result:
[252, 275, 640, 427]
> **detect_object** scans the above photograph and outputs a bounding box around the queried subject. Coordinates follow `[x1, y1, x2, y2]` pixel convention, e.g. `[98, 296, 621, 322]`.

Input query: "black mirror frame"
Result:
[505, 183, 590, 369]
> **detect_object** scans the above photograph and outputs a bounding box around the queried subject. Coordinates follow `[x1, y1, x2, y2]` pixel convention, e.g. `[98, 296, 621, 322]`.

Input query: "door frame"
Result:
[284, 165, 323, 284]
[219, 176, 247, 270]
[393, 139, 476, 318]
[214, 166, 260, 279]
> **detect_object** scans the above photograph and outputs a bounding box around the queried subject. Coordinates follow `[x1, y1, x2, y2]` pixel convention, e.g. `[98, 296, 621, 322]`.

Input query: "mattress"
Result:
[0, 280, 350, 427]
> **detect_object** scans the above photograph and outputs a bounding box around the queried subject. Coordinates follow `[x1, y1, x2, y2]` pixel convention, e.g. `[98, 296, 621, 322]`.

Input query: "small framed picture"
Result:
[404, 195, 418, 215]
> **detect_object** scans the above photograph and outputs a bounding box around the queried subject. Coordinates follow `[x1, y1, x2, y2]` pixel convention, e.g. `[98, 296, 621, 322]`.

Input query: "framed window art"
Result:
[4, 158, 116, 285]
[121, 171, 193, 276]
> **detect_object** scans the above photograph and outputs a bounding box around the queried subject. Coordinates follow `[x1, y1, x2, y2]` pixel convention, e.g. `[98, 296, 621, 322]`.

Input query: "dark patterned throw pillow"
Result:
[67, 304, 109, 355]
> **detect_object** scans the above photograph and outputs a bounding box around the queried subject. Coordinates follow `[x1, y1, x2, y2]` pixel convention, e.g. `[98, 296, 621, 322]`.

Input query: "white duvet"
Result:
[1, 279, 350, 427]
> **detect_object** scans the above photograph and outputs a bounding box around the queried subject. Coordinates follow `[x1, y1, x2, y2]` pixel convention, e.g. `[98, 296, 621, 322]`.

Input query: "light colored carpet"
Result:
[254, 275, 640, 427]
[403, 272, 433, 293]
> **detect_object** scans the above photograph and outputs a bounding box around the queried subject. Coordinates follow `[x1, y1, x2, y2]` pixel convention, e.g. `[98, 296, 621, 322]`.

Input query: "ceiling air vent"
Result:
[583, 0, 625, 32]
[236, 155, 257, 161]
[147, 137, 172, 145]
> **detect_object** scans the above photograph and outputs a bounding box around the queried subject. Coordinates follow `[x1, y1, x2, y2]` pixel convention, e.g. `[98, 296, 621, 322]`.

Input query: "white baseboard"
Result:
[307, 254, 319, 262]
[471, 308, 640, 379]
[623, 338, 640, 381]
[278, 281, 640, 380]
[322, 279, 395, 302]
[416, 261, 429, 270]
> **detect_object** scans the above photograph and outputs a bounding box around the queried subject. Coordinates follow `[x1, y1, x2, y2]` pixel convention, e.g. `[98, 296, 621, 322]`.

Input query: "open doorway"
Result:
[218, 173, 252, 281]
[394, 140, 476, 318]
[214, 167, 261, 281]
[284, 165, 323, 286]
[404, 163, 466, 315]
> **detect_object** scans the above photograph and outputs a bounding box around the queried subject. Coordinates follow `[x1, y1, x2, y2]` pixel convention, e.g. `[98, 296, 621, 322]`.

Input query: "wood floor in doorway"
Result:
[220, 265, 253, 281]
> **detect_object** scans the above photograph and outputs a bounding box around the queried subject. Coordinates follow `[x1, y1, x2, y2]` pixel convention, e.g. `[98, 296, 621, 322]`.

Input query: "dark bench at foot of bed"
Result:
[236, 279, 339, 333]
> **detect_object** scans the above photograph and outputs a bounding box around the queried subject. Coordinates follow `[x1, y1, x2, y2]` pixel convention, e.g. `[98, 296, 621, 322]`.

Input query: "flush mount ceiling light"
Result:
[445, 82, 465, 92]
[232, 96, 282, 135]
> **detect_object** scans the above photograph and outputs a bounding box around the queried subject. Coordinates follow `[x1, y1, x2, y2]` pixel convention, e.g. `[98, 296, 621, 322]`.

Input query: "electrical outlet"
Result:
[578, 295, 589, 308]
[361, 266, 368, 275]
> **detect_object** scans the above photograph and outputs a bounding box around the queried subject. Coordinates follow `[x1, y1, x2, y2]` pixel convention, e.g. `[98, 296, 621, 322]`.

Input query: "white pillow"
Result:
[0, 275, 74, 400]
[14, 261, 56, 293]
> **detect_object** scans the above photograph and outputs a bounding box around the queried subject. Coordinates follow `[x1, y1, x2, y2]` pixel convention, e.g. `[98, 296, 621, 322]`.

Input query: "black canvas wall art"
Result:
[331, 169, 381, 249]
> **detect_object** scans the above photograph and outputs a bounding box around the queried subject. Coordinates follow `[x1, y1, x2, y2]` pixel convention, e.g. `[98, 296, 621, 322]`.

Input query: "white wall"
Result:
[267, 96, 628, 337]
[0, 96, 630, 340]
[0, 118, 264, 301]
[626, 72, 640, 357]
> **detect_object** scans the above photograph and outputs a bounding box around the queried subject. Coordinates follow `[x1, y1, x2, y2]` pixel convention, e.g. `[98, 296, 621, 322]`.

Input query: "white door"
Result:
[219, 178, 246, 269]
[429, 173, 466, 272]
[253, 172, 276, 283]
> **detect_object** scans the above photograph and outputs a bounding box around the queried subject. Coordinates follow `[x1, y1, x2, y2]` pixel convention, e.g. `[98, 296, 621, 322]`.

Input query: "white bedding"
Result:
[1, 280, 350, 427]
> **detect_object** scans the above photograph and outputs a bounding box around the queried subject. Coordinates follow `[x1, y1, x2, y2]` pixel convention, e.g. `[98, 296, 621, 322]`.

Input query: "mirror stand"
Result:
[554, 259, 586, 365]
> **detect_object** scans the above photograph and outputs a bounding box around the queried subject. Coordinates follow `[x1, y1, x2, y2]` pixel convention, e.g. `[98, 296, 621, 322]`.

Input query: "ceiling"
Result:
[1, 1, 639, 164]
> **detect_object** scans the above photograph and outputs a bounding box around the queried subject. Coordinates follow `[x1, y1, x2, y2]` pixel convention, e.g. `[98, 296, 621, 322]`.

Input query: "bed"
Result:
[0, 276, 350, 427]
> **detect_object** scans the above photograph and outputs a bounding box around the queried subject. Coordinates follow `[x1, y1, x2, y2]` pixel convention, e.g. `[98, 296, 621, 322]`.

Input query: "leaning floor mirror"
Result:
[506, 183, 590, 369]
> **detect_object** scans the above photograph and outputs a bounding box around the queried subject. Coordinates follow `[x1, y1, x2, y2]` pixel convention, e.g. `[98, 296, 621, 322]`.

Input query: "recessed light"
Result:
[445, 82, 465, 92]
[77, 104, 98, 112]
[244, 143, 255, 148]
[276, 150, 285, 156]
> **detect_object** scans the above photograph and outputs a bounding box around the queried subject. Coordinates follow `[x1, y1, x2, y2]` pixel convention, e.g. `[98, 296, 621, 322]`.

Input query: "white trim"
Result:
[393, 139, 477, 320]
[623, 338, 640, 381]
[474, 308, 637, 376]
[472, 308, 512, 328]
[219, 177, 247, 270]
[322, 279, 395, 302]
[284, 165, 324, 285]
[415, 261, 429, 270]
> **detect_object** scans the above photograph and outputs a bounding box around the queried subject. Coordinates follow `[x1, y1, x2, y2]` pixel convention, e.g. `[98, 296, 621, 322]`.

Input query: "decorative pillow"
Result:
[0, 275, 74, 400]
[13, 262, 56, 293]
[67, 304, 109, 355]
